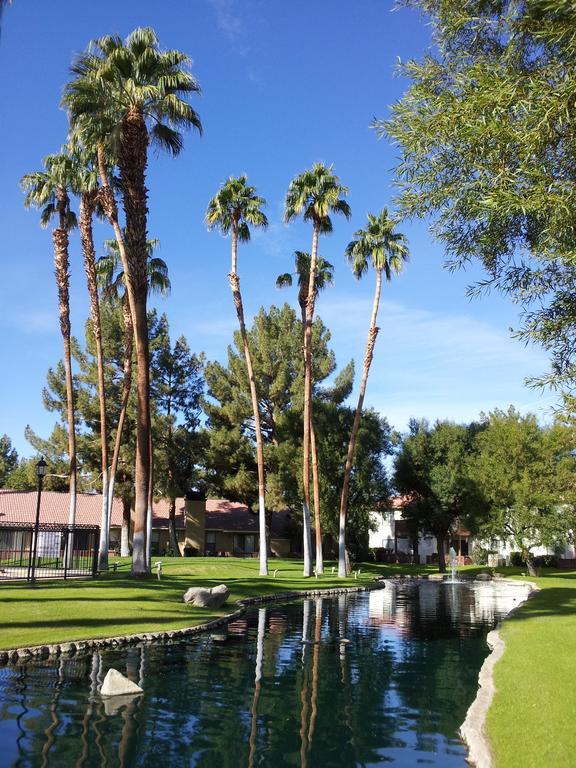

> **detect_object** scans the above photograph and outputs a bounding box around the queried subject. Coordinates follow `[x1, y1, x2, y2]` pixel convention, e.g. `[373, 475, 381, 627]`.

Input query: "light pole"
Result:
[30, 458, 48, 584]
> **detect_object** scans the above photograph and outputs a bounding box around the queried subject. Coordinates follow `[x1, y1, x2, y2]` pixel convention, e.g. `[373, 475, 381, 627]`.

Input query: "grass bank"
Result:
[485, 569, 576, 768]
[0, 557, 431, 650]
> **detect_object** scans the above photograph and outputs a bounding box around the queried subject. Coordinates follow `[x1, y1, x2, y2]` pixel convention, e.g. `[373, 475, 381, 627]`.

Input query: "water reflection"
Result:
[0, 581, 530, 767]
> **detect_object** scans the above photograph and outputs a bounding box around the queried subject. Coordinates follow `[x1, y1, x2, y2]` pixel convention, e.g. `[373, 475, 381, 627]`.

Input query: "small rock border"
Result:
[0, 582, 385, 667]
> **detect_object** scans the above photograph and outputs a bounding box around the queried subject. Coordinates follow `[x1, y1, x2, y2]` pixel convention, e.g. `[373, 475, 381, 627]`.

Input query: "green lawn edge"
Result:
[485, 568, 576, 768]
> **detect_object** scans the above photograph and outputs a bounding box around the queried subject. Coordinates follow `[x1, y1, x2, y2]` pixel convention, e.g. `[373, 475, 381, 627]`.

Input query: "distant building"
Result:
[370, 496, 575, 565]
[0, 490, 297, 557]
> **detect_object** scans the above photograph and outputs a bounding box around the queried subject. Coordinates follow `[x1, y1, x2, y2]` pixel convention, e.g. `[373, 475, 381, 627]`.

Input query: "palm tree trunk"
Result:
[302, 226, 319, 577]
[108, 299, 133, 529]
[146, 428, 153, 565]
[300, 304, 323, 574]
[53, 195, 76, 533]
[79, 191, 110, 571]
[117, 109, 152, 577]
[338, 269, 382, 577]
[96, 144, 148, 572]
[229, 225, 268, 576]
[310, 417, 323, 574]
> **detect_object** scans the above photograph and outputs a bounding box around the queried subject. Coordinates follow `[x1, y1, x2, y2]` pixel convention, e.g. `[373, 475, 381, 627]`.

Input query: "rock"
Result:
[183, 584, 230, 609]
[475, 572, 492, 581]
[100, 668, 144, 698]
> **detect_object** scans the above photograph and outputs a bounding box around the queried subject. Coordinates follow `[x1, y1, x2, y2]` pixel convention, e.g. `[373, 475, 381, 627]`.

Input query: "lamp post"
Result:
[30, 458, 48, 584]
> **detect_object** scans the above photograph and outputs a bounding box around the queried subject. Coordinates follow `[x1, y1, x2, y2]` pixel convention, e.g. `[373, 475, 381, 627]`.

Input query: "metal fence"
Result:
[0, 523, 99, 581]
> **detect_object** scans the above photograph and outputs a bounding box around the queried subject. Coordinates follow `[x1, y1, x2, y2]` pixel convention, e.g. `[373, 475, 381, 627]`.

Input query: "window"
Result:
[233, 534, 259, 554]
[206, 531, 216, 553]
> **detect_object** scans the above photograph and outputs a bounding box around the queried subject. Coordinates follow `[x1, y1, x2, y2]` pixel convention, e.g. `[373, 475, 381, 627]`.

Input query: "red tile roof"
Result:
[205, 499, 293, 536]
[0, 490, 124, 526]
[0, 492, 293, 537]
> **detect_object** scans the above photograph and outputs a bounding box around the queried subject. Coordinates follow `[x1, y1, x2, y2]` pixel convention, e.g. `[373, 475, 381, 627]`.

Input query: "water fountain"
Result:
[445, 546, 460, 583]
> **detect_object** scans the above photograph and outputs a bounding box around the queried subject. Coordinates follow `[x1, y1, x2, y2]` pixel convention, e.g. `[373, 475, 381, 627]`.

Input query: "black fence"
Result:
[0, 523, 99, 581]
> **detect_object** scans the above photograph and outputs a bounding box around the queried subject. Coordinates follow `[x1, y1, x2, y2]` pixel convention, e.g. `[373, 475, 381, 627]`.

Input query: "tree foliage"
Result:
[202, 304, 392, 556]
[394, 419, 485, 571]
[470, 407, 576, 572]
[381, 0, 576, 391]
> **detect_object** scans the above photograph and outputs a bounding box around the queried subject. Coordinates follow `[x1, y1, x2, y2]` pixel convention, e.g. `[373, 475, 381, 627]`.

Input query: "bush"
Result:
[533, 554, 558, 568]
[471, 546, 496, 566]
[509, 551, 524, 567]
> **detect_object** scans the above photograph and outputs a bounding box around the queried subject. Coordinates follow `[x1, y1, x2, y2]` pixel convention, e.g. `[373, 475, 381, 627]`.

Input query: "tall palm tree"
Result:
[285, 163, 351, 576]
[337, 208, 409, 577]
[98, 237, 170, 556]
[21, 152, 79, 530]
[276, 251, 334, 573]
[68, 146, 113, 571]
[206, 175, 269, 576]
[63, 27, 202, 575]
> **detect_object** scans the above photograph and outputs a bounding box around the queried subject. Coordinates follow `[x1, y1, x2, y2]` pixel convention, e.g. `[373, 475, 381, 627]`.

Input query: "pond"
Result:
[0, 579, 531, 767]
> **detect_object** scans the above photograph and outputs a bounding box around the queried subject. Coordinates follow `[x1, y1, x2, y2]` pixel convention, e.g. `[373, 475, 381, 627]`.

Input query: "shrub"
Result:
[471, 546, 496, 565]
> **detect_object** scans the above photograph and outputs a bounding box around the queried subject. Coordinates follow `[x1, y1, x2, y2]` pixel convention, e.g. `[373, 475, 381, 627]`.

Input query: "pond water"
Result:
[0, 579, 531, 768]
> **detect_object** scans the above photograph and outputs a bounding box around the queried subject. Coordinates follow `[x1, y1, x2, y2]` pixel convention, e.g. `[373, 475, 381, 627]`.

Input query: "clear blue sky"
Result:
[0, 0, 557, 458]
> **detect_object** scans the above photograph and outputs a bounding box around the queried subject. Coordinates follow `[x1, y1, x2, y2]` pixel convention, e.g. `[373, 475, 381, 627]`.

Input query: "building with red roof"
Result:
[0, 490, 297, 557]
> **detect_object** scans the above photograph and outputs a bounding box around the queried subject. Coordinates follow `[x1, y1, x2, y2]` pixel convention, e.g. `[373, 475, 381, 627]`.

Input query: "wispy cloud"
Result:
[5, 310, 58, 335]
[207, 0, 243, 40]
[317, 295, 558, 430]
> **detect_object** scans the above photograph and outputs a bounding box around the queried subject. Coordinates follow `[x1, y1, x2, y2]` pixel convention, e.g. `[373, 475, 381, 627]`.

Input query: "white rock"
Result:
[183, 584, 230, 608]
[100, 668, 143, 698]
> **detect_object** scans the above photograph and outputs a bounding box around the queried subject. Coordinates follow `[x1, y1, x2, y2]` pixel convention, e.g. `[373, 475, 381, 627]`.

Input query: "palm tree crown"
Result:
[206, 175, 268, 242]
[276, 251, 334, 308]
[21, 152, 78, 230]
[98, 237, 170, 299]
[63, 27, 202, 155]
[284, 162, 351, 231]
[345, 208, 409, 280]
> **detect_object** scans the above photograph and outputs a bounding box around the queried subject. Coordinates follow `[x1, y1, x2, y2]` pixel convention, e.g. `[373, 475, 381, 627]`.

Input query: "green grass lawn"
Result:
[485, 569, 576, 768]
[1, 558, 574, 767]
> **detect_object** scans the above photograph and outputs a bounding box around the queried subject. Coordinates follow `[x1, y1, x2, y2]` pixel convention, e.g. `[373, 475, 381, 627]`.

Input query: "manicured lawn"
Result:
[0, 557, 432, 650]
[485, 569, 576, 768]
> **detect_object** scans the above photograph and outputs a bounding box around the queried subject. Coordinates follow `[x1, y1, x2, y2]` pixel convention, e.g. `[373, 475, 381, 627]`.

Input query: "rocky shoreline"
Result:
[0, 581, 385, 666]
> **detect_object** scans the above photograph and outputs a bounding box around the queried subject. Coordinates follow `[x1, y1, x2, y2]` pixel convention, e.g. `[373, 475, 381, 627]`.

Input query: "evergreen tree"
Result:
[151, 315, 204, 554]
[0, 435, 18, 487]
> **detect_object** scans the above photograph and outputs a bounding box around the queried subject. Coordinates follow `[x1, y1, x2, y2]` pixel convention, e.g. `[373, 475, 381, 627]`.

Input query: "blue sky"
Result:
[0, 0, 557, 458]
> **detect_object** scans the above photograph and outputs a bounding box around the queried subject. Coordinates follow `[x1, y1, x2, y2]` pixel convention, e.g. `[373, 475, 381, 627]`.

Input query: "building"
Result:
[369, 496, 576, 565]
[0, 490, 297, 557]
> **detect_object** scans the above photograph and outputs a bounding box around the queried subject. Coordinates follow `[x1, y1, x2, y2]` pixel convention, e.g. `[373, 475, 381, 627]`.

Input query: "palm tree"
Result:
[98, 237, 170, 556]
[276, 251, 334, 574]
[63, 27, 202, 575]
[21, 152, 78, 530]
[337, 208, 409, 577]
[285, 163, 351, 576]
[206, 176, 269, 576]
[68, 146, 113, 571]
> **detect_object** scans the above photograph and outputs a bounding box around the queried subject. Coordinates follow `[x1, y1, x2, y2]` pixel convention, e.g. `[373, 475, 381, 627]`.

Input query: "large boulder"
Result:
[100, 668, 143, 698]
[183, 584, 230, 608]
